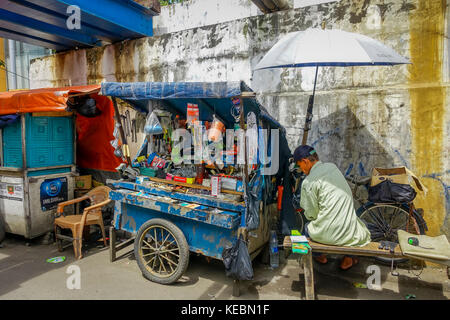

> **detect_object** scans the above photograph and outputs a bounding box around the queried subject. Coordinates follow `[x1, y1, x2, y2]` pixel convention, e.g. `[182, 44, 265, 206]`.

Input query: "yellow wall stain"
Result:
[409, 0, 446, 237]
[0, 39, 7, 91]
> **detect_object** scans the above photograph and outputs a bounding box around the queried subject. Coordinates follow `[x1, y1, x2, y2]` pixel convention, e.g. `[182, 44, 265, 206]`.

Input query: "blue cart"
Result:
[103, 81, 293, 287]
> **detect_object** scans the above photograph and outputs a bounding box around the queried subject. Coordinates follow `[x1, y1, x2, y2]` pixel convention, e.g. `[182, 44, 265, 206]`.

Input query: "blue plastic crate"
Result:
[2, 114, 74, 168]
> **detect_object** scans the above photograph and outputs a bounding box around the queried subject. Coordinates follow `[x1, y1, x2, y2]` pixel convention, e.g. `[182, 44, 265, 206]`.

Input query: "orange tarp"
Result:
[0, 84, 123, 172]
[0, 84, 101, 115]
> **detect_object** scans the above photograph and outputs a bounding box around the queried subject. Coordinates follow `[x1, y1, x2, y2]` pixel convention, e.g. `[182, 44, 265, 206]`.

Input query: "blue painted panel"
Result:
[51, 117, 72, 142]
[28, 147, 51, 167]
[0, 0, 154, 51]
[52, 146, 73, 165]
[15, 0, 153, 37]
[29, 116, 49, 142]
[2, 120, 23, 168]
[112, 181, 246, 212]
[112, 189, 240, 229]
[2, 0, 123, 43]
[3, 148, 23, 168]
[25, 115, 74, 168]
[27, 167, 71, 177]
[0, 8, 99, 47]
[0, 28, 69, 51]
[120, 203, 236, 259]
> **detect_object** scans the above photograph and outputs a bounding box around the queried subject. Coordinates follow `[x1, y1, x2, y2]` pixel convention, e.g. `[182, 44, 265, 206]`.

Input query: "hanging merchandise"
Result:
[247, 112, 258, 171]
[113, 123, 120, 139]
[193, 121, 204, 163]
[231, 97, 241, 123]
[222, 234, 254, 281]
[144, 111, 163, 135]
[246, 172, 263, 231]
[211, 176, 221, 197]
[207, 115, 225, 142]
[187, 103, 199, 126]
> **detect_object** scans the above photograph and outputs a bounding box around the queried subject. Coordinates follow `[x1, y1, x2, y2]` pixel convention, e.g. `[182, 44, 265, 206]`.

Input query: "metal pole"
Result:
[8, 40, 16, 90]
[301, 65, 319, 146]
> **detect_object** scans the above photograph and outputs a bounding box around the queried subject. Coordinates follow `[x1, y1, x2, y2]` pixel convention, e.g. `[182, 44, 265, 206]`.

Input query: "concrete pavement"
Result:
[0, 234, 448, 300]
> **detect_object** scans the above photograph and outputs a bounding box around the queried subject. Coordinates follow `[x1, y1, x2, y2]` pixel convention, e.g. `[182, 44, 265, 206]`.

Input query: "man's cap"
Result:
[293, 145, 316, 161]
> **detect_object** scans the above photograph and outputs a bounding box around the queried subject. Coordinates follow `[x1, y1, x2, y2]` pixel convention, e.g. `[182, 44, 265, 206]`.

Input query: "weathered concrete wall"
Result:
[30, 0, 449, 239]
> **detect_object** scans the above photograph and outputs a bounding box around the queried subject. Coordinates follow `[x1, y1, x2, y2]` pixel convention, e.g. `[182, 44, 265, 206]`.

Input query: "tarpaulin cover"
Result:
[0, 85, 101, 115]
[76, 94, 124, 172]
[0, 84, 121, 172]
[101, 81, 284, 130]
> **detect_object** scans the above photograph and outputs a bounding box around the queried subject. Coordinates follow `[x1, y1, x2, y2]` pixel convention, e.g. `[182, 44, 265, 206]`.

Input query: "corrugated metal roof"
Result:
[0, 0, 156, 52]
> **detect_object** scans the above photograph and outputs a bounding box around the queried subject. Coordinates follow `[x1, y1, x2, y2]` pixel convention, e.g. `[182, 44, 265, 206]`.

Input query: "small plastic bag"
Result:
[110, 138, 119, 149]
[222, 235, 254, 281]
[113, 124, 120, 139]
[144, 112, 163, 135]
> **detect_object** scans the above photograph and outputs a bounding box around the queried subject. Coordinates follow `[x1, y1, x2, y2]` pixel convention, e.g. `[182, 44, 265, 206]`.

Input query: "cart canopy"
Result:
[0, 85, 101, 115]
[100, 81, 284, 130]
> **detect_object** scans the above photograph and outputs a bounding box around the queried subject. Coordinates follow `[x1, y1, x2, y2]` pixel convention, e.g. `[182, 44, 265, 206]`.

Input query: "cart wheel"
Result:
[134, 218, 189, 285]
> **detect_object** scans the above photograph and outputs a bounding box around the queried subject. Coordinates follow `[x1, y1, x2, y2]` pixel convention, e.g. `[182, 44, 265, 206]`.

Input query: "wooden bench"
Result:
[283, 236, 405, 300]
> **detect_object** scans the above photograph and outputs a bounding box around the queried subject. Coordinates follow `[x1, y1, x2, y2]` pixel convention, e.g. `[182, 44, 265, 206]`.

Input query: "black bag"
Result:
[368, 180, 416, 203]
[222, 235, 254, 281]
[245, 173, 263, 231]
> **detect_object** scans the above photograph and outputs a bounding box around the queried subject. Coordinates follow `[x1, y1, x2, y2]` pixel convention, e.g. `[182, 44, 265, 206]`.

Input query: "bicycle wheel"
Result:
[356, 203, 426, 264]
[295, 211, 305, 235]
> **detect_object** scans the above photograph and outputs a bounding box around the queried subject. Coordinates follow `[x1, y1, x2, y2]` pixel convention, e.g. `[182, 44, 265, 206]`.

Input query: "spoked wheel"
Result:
[357, 203, 426, 264]
[295, 210, 306, 235]
[134, 218, 189, 284]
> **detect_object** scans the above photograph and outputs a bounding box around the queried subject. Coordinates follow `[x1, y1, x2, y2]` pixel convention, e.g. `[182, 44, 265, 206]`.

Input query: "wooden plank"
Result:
[115, 237, 135, 251]
[303, 251, 315, 300]
[32, 112, 73, 117]
[232, 280, 240, 297]
[283, 236, 404, 258]
[109, 226, 116, 262]
[147, 176, 243, 196]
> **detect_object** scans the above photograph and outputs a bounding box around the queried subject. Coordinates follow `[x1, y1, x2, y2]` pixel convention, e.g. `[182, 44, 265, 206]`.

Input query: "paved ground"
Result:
[0, 233, 448, 300]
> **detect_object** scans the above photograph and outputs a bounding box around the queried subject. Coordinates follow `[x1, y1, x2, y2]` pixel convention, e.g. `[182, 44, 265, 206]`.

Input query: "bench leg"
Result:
[303, 251, 315, 300]
[233, 280, 240, 297]
[109, 226, 116, 263]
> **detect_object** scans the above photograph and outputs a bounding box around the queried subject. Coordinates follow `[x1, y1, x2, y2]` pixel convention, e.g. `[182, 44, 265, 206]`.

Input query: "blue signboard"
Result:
[40, 177, 68, 211]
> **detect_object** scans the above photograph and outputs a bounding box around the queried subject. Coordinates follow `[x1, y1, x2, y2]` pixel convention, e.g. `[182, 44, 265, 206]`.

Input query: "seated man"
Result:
[294, 145, 371, 270]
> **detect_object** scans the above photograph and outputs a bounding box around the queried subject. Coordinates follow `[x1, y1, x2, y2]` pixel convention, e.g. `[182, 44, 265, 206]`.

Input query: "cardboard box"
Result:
[370, 167, 427, 193]
[75, 175, 92, 190]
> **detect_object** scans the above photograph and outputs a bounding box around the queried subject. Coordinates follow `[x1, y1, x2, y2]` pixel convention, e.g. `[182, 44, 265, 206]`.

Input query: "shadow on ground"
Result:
[0, 229, 108, 297]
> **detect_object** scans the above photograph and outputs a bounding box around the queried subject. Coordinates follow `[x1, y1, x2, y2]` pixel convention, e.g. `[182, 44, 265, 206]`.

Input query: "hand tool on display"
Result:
[112, 97, 132, 165]
[125, 110, 132, 138]
[132, 119, 137, 142]
[378, 240, 398, 254]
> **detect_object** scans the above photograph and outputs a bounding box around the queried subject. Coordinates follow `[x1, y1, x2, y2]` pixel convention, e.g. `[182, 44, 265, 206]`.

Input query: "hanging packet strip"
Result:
[211, 176, 221, 196]
[187, 103, 199, 126]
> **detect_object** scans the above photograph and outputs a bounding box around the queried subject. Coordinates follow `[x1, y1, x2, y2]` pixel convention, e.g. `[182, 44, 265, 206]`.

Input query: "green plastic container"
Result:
[139, 167, 157, 177]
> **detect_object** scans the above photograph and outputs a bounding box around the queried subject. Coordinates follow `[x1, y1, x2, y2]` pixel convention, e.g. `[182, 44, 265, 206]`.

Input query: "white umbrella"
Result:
[253, 28, 411, 144]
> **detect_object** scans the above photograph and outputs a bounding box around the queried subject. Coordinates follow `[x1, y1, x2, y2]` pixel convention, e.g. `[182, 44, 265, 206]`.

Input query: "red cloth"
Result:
[76, 94, 123, 172]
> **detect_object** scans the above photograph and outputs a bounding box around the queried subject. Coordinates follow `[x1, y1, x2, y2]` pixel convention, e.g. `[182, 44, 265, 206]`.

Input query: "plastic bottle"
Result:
[269, 230, 279, 268]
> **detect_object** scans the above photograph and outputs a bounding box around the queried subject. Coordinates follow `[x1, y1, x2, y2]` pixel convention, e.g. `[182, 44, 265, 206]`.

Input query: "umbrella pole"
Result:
[301, 65, 319, 145]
